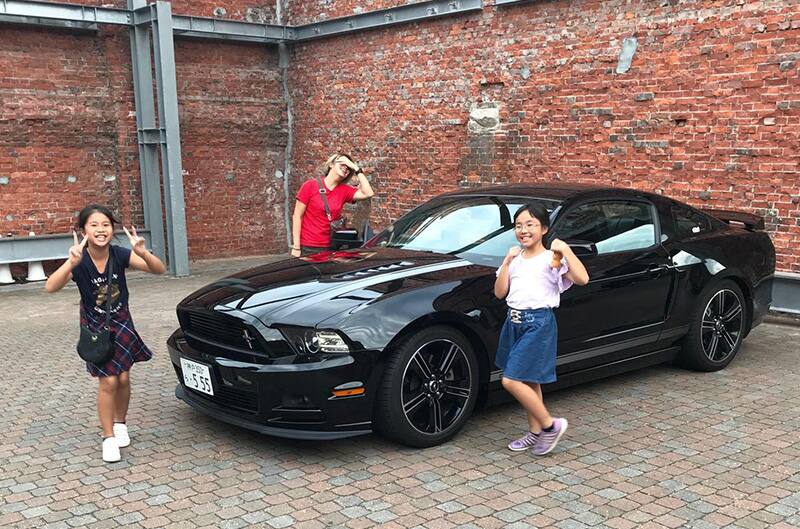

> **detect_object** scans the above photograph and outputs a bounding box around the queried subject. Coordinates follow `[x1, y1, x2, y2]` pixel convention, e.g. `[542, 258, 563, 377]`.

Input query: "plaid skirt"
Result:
[80, 305, 153, 377]
[495, 307, 558, 384]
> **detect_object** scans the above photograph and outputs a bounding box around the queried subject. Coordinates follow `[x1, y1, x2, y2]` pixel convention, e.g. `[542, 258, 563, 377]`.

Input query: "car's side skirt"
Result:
[486, 346, 680, 405]
[489, 327, 666, 383]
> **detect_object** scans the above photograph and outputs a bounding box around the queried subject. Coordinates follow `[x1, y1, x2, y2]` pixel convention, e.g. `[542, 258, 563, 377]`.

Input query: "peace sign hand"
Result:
[68, 230, 87, 268]
[123, 225, 146, 257]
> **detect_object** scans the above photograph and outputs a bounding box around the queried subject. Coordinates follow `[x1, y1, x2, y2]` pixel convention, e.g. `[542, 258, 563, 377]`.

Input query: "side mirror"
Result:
[567, 240, 597, 256]
[331, 229, 363, 250]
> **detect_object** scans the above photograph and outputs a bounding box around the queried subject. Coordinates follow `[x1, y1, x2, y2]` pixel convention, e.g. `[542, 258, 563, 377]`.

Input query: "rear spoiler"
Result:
[701, 208, 765, 231]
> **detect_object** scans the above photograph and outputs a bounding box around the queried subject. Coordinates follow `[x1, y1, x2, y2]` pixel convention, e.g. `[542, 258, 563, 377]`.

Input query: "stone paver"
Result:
[1, 255, 799, 528]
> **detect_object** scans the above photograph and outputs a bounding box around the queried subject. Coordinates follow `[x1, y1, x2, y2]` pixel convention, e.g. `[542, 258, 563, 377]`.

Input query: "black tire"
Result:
[374, 326, 479, 447]
[680, 280, 747, 372]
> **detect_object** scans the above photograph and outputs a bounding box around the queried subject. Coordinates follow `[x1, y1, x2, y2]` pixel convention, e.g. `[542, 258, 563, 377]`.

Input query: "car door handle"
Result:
[648, 265, 670, 274]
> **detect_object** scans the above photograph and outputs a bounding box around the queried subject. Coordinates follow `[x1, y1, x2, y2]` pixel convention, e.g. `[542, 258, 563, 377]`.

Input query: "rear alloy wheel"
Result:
[681, 280, 746, 371]
[374, 326, 479, 447]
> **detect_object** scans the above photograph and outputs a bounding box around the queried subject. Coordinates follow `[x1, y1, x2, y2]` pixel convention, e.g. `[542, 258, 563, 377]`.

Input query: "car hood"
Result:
[178, 248, 477, 327]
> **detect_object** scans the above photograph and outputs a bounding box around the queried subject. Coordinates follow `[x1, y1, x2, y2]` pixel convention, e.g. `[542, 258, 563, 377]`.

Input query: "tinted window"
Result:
[554, 201, 657, 255]
[668, 204, 712, 241]
[365, 196, 559, 265]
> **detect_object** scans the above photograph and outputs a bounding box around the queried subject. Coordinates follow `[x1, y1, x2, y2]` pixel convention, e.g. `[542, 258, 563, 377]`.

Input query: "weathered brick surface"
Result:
[2, 0, 800, 271]
[174, 40, 288, 258]
[0, 25, 140, 234]
[0, 1, 288, 260]
[288, 0, 800, 271]
[0, 256, 799, 528]
[285, 0, 409, 26]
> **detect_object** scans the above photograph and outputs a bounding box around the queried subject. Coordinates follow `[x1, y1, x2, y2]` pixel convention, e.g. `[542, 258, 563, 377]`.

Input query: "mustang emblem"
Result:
[242, 329, 255, 350]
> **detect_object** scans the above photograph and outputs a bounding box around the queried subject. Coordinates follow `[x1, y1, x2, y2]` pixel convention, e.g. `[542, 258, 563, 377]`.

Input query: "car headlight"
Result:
[280, 328, 351, 355]
[314, 331, 350, 353]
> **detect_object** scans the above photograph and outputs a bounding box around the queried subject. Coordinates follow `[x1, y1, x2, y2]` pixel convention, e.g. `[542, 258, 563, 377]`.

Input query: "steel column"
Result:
[150, 1, 189, 276]
[128, 0, 166, 265]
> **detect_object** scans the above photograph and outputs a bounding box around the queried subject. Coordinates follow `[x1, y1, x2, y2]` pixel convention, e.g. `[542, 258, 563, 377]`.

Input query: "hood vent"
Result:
[332, 261, 416, 280]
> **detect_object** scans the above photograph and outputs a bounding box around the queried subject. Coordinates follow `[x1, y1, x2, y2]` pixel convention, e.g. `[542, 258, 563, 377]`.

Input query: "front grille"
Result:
[193, 385, 259, 413]
[182, 310, 254, 350]
[178, 309, 294, 362]
[174, 364, 258, 413]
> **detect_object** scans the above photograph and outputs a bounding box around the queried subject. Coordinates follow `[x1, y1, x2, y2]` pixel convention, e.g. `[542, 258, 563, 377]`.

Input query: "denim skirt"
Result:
[495, 307, 558, 384]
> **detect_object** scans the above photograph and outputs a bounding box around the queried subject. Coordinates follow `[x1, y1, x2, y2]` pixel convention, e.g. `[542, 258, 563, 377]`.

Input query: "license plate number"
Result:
[180, 358, 214, 396]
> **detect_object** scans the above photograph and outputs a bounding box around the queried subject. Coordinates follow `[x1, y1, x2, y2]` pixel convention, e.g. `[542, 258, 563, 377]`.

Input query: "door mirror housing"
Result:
[331, 229, 363, 250]
[563, 240, 597, 256]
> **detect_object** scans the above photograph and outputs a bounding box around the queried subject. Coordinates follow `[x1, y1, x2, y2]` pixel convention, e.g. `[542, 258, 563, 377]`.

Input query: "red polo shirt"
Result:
[296, 179, 358, 247]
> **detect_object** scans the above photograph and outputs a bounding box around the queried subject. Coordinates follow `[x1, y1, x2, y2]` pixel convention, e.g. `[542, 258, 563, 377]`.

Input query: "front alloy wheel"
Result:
[375, 326, 479, 447]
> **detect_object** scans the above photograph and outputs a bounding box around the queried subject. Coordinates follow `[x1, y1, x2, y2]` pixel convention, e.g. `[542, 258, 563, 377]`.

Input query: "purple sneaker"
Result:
[532, 418, 568, 455]
[507, 431, 539, 451]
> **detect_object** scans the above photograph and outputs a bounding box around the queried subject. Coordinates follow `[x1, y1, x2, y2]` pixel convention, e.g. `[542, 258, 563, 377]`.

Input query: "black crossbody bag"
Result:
[76, 251, 116, 366]
[316, 176, 355, 249]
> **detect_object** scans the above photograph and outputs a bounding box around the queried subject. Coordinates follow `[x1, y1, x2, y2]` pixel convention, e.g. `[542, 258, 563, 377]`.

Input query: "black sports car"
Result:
[168, 184, 774, 447]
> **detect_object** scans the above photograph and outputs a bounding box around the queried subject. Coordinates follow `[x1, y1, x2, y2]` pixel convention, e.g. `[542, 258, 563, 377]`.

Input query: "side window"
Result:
[671, 205, 712, 240]
[555, 201, 657, 255]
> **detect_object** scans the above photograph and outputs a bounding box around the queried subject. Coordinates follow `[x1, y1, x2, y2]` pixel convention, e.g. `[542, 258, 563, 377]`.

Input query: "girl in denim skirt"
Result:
[494, 203, 589, 455]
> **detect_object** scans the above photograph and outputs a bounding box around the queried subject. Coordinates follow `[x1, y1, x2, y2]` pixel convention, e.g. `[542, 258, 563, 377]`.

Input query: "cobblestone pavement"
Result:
[1, 255, 799, 529]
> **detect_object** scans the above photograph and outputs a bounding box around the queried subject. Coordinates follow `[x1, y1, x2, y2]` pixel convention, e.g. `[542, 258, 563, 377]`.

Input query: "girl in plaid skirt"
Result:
[46, 204, 165, 463]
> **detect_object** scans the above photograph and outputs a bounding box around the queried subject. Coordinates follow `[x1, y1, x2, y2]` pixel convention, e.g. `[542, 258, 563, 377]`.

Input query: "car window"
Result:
[554, 201, 657, 255]
[366, 196, 559, 264]
[670, 204, 712, 240]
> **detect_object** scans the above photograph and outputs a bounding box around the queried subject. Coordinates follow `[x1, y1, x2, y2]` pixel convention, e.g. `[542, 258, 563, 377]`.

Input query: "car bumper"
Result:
[167, 330, 378, 440]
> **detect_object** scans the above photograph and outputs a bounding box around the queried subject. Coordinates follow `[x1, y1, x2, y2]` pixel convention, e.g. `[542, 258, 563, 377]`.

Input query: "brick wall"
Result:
[0, 2, 288, 260]
[0, 25, 140, 235]
[287, 0, 800, 271]
[1, 0, 799, 271]
[175, 40, 287, 257]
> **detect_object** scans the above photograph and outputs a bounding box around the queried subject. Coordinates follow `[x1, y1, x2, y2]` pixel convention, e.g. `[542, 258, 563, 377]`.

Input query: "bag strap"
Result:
[315, 176, 333, 222]
[103, 249, 114, 329]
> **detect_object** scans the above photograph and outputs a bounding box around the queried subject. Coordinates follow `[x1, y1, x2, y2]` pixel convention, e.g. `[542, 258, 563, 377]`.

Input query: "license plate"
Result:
[180, 358, 214, 396]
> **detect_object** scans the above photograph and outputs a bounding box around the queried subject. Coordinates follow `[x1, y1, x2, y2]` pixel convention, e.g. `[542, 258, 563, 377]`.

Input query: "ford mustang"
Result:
[167, 184, 774, 447]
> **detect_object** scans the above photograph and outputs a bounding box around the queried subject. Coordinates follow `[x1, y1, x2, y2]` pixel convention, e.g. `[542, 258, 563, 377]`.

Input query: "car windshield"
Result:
[365, 195, 560, 266]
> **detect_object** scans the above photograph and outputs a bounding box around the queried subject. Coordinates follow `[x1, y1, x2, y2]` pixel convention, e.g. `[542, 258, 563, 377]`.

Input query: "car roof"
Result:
[438, 183, 659, 203]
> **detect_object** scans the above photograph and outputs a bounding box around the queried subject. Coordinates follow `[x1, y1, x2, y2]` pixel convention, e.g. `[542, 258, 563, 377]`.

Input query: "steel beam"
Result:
[171, 15, 288, 42]
[151, 1, 189, 277]
[293, 0, 483, 41]
[132, 5, 289, 42]
[0, 0, 130, 25]
[2, 0, 486, 43]
[0, 14, 96, 30]
[0, 231, 151, 264]
[494, 0, 536, 5]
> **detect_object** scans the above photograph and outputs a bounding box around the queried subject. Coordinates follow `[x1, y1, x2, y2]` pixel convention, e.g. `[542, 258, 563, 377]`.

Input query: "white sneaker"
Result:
[113, 423, 130, 448]
[102, 437, 121, 463]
